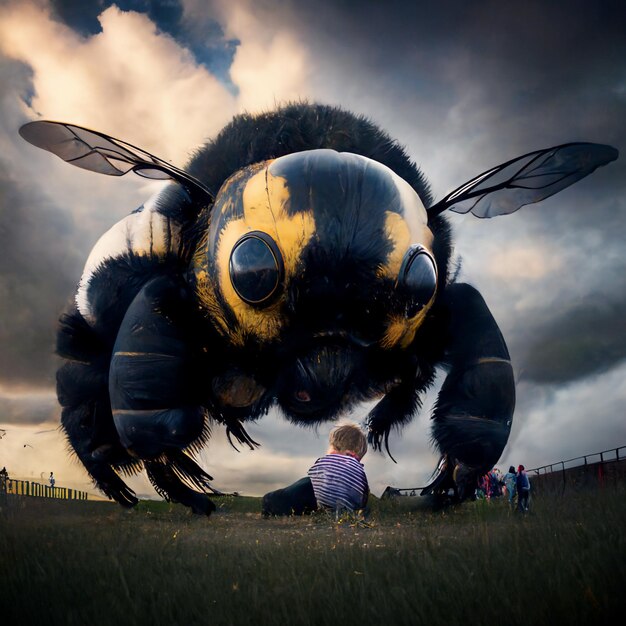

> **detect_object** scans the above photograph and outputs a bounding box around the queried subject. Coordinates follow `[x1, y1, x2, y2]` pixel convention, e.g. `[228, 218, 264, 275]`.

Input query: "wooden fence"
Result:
[0, 477, 89, 501]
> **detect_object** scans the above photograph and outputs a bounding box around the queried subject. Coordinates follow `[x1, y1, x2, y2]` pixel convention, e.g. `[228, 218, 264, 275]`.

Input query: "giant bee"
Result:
[19, 103, 618, 513]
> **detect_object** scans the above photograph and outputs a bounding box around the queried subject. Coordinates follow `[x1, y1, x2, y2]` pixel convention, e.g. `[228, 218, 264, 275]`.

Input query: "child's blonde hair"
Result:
[329, 423, 367, 459]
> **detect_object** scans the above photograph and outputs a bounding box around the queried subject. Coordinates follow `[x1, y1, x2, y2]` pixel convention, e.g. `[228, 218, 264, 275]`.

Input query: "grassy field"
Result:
[1, 485, 625, 626]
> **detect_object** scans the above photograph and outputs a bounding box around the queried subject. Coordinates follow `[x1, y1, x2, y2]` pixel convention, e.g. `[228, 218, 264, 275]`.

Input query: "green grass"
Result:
[1, 487, 625, 626]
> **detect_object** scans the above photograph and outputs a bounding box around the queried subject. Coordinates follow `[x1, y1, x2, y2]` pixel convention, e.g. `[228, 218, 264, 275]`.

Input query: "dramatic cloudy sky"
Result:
[0, 0, 624, 498]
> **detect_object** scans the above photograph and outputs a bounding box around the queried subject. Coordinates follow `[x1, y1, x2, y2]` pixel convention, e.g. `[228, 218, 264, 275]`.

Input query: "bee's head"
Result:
[193, 149, 437, 420]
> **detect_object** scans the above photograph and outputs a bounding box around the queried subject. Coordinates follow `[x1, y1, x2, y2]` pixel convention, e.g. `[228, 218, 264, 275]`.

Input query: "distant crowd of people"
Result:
[476, 464, 531, 512]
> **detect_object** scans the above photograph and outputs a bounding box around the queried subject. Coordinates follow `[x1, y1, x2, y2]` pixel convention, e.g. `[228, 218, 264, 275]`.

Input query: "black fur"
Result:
[186, 103, 433, 209]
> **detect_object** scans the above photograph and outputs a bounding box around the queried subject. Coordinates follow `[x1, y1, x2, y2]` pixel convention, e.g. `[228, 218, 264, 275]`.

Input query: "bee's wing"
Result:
[429, 142, 618, 218]
[19, 120, 213, 203]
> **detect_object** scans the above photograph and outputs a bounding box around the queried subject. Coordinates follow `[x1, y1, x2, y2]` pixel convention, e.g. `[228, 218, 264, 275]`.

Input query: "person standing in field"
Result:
[503, 465, 517, 507]
[516, 465, 531, 512]
[476, 473, 488, 499]
[487, 468, 502, 499]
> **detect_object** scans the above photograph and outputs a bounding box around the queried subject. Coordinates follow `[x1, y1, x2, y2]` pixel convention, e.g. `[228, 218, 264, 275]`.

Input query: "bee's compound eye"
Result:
[229, 231, 284, 306]
[399, 245, 437, 312]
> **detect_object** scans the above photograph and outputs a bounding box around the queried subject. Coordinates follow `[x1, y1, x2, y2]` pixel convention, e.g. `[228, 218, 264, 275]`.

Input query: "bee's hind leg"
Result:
[422, 283, 515, 500]
[56, 325, 139, 508]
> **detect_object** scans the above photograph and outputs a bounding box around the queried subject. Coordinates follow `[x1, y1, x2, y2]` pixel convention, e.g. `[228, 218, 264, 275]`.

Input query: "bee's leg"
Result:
[422, 283, 515, 498]
[144, 454, 216, 516]
[366, 380, 429, 461]
[56, 310, 139, 507]
[366, 343, 437, 458]
[109, 275, 216, 514]
[60, 405, 140, 507]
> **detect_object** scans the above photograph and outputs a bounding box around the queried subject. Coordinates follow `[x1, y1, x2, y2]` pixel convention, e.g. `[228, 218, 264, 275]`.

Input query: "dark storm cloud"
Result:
[48, 0, 105, 34]
[486, 178, 626, 384]
[304, 3, 619, 146]
[0, 55, 85, 390]
[233, 1, 626, 92]
[50, 0, 183, 36]
[260, 0, 625, 390]
[213, 0, 625, 211]
[519, 294, 626, 384]
[0, 165, 79, 387]
[0, 391, 58, 425]
[50, 0, 239, 87]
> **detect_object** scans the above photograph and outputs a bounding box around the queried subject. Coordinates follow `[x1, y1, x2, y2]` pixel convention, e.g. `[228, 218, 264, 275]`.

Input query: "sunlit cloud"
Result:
[207, 0, 311, 112]
[0, 2, 236, 164]
[488, 244, 563, 281]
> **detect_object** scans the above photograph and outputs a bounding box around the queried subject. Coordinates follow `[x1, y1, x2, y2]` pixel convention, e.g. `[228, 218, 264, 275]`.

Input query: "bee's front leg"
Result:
[109, 275, 216, 515]
[423, 283, 515, 499]
[366, 383, 424, 460]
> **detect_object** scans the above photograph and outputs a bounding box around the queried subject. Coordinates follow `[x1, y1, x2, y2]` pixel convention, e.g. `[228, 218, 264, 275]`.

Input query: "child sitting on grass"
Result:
[262, 422, 369, 517]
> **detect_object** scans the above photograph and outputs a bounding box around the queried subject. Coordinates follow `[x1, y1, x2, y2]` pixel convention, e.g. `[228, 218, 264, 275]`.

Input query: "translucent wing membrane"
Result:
[19, 120, 213, 201]
[429, 142, 618, 218]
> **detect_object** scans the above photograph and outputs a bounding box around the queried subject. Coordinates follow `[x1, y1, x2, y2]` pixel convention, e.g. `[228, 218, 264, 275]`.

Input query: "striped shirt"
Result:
[307, 453, 369, 511]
